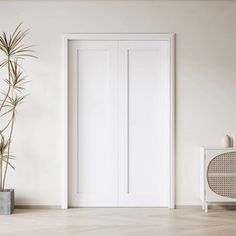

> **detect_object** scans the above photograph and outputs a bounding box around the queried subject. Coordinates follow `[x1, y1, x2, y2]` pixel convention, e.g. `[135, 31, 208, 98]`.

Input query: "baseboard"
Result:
[15, 205, 61, 209]
[15, 204, 236, 210]
[176, 203, 236, 210]
[176, 205, 201, 209]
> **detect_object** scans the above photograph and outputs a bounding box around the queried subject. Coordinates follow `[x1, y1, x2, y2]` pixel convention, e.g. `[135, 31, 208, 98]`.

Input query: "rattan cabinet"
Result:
[200, 147, 236, 212]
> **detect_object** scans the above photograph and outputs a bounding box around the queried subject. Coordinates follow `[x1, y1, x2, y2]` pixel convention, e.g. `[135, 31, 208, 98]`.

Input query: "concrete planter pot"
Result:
[0, 189, 14, 215]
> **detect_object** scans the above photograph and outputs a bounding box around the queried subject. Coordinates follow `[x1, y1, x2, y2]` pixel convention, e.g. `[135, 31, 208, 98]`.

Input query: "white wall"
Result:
[1, 0, 236, 206]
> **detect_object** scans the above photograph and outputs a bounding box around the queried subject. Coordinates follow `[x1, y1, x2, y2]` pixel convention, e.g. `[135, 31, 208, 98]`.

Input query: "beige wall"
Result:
[1, 0, 236, 206]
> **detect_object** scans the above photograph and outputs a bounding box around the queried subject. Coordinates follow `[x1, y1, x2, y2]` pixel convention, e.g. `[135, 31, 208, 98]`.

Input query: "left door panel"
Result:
[68, 41, 118, 207]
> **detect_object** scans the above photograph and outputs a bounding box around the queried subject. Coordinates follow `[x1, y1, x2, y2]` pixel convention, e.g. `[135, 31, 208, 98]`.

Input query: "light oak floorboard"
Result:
[0, 207, 236, 236]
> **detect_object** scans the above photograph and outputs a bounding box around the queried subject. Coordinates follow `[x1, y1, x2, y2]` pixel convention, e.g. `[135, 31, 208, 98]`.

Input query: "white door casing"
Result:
[63, 34, 175, 209]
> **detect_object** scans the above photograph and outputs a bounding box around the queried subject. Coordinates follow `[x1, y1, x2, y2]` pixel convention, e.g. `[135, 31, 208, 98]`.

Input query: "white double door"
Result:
[68, 39, 171, 207]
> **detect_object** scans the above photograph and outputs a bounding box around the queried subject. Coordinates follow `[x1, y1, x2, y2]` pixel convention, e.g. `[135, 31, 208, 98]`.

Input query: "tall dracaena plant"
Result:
[0, 24, 36, 191]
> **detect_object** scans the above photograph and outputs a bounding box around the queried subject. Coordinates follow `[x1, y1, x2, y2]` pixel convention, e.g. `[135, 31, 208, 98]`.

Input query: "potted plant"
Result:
[0, 24, 36, 214]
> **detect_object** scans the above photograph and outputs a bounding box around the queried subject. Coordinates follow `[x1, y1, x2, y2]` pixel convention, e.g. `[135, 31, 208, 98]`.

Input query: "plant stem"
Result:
[0, 58, 11, 114]
[0, 159, 2, 191]
[2, 111, 15, 190]
[0, 86, 10, 114]
[1, 117, 13, 133]
[0, 58, 11, 191]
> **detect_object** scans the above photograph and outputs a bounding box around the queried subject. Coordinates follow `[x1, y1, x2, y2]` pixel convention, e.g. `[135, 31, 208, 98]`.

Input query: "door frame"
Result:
[62, 33, 176, 209]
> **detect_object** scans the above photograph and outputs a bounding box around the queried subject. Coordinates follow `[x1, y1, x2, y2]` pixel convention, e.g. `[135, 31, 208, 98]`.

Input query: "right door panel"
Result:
[118, 41, 170, 206]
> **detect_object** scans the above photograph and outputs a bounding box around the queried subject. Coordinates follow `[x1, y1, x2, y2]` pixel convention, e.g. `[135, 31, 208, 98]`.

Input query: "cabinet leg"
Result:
[204, 203, 208, 213]
[202, 203, 205, 211]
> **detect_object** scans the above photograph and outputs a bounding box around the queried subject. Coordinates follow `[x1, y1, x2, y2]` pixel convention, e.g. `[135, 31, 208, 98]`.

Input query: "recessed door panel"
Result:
[118, 41, 170, 206]
[68, 41, 118, 207]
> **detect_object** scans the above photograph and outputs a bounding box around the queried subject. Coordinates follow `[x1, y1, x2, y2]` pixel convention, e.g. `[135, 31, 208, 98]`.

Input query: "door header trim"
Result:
[64, 33, 174, 41]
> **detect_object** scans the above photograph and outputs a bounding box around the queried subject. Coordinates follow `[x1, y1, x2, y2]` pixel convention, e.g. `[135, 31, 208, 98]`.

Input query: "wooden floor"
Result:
[0, 207, 236, 236]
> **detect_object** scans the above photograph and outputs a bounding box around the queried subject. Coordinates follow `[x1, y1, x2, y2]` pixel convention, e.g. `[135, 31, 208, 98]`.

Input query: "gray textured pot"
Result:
[0, 189, 14, 215]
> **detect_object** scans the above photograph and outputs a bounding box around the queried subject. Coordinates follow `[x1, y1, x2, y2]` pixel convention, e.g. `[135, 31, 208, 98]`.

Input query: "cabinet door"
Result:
[68, 41, 119, 206]
[118, 41, 171, 206]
